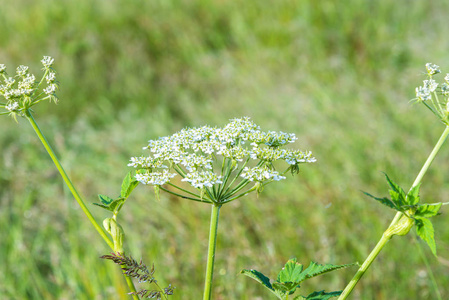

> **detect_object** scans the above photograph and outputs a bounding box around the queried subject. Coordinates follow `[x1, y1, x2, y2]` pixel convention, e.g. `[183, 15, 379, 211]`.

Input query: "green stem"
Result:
[25, 110, 140, 299]
[338, 125, 449, 300]
[203, 203, 221, 300]
[338, 233, 392, 299]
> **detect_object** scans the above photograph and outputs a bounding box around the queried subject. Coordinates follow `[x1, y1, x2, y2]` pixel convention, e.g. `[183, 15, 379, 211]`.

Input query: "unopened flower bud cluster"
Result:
[0, 56, 58, 119]
[129, 117, 315, 201]
[415, 63, 449, 124]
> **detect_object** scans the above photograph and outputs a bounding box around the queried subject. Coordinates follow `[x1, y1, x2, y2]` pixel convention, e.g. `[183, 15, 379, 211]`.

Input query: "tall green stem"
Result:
[203, 203, 221, 300]
[338, 125, 449, 300]
[25, 110, 139, 299]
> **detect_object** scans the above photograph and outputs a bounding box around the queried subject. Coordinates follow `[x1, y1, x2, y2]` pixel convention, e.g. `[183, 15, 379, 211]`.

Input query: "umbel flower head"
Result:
[129, 117, 316, 204]
[0, 56, 58, 121]
[414, 63, 449, 125]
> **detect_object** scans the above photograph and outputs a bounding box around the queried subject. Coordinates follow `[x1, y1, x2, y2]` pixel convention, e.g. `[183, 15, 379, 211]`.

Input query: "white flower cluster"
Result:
[181, 171, 223, 189]
[0, 56, 58, 119]
[415, 63, 449, 124]
[135, 170, 177, 186]
[241, 165, 286, 182]
[129, 117, 315, 201]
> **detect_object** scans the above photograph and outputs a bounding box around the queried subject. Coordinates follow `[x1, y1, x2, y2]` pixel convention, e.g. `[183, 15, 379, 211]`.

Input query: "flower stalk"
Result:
[203, 203, 221, 300]
[25, 109, 140, 299]
[0, 57, 140, 299]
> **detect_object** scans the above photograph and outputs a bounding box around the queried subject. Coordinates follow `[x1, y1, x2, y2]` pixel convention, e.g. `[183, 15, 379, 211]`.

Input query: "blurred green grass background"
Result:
[1, 0, 449, 299]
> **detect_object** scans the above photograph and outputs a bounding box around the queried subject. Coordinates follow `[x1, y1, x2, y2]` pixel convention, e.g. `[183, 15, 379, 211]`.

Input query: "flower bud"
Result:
[385, 215, 414, 238]
[103, 218, 125, 253]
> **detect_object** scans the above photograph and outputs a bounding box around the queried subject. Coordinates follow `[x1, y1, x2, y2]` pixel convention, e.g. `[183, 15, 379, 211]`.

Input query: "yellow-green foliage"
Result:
[1, 0, 449, 299]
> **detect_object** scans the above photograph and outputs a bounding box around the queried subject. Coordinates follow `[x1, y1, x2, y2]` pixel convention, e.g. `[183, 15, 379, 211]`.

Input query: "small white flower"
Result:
[135, 170, 177, 186]
[44, 84, 57, 95]
[41, 56, 54, 68]
[0, 64, 6, 73]
[426, 63, 440, 75]
[18, 74, 36, 90]
[5, 101, 19, 111]
[441, 83, 449, 96]
[16, 65, 29, 77]
[241, 165, 286, 182]
[423, 79, 438, 92]
[181, 171, 223, 189]
[45, 72, 56, 84]
[415, 86, 431, 101]
[445, 74, 449, 83]
[5, 77, 15, 87]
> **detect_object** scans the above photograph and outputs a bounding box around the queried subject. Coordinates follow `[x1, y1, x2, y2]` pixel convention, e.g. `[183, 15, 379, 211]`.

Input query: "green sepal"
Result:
[294, 290, 342, 300]
[93, 194, 125, 214]
[121, 171, 139, 198]
[415, 203, 442, 218]
[415, 217, 437, 256]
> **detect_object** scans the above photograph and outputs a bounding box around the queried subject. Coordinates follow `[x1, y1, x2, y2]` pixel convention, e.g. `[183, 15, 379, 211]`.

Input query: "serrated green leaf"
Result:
[241, 269, 274, 291]
[384, 173, 406, 206]
[363, 191, 398, 210]
[277, 258, 304, 284]
[121, 171, 139, 198]
[98, 194, 114, 205]
[406, 184, 421, 206]
[93, 195, 126, 214]
[415, 203, 442, 218]
[415, 217, 437, 256]
[93, 194, 116, 212]
[241, 269, 288, 299]
[297, 261, 357, 283]
[92, 202, 114, 211]
[296, 290, 342, 300]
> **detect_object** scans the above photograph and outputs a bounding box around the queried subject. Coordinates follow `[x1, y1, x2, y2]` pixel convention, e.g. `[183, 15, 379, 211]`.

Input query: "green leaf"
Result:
[277, 258, 304, 283]
[93, 195, 125, 213]
[363, 191, 398, 210]
[406, 183, 421, 206]
[98, 194, 114, 205]
[241, 269, 274, 292]
[121, 171, 139, 198]
[415, 217, 437, 256]
[415, 203, 442, 218]
[384, 173, 406, 207]
[297, 262, 357, 283]
[294, 290, 342, 300]
[241, 269, 287, 299]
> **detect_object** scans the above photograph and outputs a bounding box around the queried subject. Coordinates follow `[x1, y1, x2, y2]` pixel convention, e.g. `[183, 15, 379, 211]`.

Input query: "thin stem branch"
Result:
[160, 186, 212, 203]
[25, 110, 140, 299]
